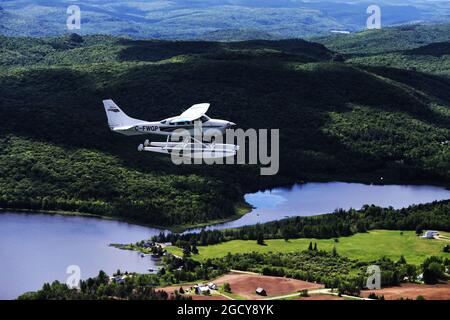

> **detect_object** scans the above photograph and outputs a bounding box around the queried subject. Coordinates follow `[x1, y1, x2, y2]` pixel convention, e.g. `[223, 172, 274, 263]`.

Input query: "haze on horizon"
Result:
[1, 0, 449, 39]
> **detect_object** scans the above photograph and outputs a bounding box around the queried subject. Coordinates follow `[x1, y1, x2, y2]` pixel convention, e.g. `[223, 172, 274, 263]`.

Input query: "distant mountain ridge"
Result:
[1, 0, 449, 39]
[314, 23, 450, 56]
[197, 29, 278, 41]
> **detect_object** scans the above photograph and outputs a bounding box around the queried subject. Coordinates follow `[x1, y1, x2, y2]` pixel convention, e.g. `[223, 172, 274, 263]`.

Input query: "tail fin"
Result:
[103, 99, 137, 129]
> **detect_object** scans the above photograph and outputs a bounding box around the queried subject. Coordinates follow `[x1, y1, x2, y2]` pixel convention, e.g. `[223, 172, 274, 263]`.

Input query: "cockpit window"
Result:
[168, 120, 196, 126]
[200, 116, 210, 123]
[160, 120, 167, 124]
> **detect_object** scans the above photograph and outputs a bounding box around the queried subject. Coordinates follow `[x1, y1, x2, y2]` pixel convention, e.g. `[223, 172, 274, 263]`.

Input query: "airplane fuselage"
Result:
[112, 119, 232, 137]
[103, 99, 235, 140]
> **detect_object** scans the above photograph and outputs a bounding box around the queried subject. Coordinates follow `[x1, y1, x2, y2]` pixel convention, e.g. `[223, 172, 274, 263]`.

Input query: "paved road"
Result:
[229, 269, 260, 275]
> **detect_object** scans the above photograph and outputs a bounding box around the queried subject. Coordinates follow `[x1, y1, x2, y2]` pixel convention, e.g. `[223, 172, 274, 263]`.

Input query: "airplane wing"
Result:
[177, 103, 210, 121]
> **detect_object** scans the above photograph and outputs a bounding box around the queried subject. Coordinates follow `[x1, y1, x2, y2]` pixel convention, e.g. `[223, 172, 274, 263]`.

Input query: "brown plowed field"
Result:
[361, 283, 450, 300]
[214, 273, 323, 300]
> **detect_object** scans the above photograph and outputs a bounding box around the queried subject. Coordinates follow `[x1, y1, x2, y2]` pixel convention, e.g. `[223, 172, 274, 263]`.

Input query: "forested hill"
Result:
[314, 23, 450, 56]
[0, 33, 449, 226]
[0, 35, 335, 67]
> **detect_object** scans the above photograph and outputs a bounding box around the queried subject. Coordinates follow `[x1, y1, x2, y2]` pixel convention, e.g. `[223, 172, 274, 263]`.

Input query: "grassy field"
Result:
[167, 230, 449, 265]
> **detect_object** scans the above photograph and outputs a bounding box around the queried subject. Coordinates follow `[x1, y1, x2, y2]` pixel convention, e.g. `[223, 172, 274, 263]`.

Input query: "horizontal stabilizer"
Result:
[112, 125, 135, 131]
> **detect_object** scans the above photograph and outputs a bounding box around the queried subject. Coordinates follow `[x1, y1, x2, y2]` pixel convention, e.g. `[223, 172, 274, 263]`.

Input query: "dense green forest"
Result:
[0, 24, 449, 226]
[316, 24, 450, 81]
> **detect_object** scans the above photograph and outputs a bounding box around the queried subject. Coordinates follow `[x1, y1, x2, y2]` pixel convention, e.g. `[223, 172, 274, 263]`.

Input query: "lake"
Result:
[1, 182, 450, 299]
[0, 213, 166, 300]
[186, 182, 450, 232]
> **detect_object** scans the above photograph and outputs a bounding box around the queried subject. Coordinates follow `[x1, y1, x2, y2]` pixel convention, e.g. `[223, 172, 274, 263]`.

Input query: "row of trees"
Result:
[153, 200, 450, 245]
[209, 250, 449, 295]
[18, 270, 190, 300]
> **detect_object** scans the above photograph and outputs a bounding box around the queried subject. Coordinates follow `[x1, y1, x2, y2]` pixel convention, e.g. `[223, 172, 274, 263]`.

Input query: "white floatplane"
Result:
[103, 99, 239, 159]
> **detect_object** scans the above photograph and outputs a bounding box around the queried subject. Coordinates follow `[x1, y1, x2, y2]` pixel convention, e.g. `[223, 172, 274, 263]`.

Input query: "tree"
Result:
[308, 241, 313, 251]
[222, 283, 231, 293]
[282, 229, 291, 242]
[97, 270, 109, 285]
[69, 33, 83, 43]
[192, 245, 199, 254]
[183, 245, 191, 257]
[313, 243, 317, 251]
[404, 264, 417, 282]
[415, 226, 423, 236]
[368, 293, 378, 299]
[332, 246, 338, 257]
[338, 279, 360, 296]
[179, 287, 184, 294]
[397, 255, 406, 264]
[422, 256, 445, 284]
[423, 262, 444, 284]
[300, 289, 309, 297]
[257, 233, 265, 246]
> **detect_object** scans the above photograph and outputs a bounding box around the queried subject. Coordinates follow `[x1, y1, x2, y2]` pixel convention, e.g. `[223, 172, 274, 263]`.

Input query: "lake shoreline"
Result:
[0, 202, 252, 233]
[0, 174, 450, 233]
[1, 177, 448, 232]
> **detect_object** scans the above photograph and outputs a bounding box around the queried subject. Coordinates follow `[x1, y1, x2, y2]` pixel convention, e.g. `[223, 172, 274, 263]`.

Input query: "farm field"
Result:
[167, 230, 449, 265]
[160, 272, 324, 300]
[361, 283, 450, 300]
[213, 273, 323, 300]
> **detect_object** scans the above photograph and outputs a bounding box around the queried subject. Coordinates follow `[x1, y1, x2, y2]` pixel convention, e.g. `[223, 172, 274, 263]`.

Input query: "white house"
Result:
[208, 282, 217, 290]
[109, 274, 130, 284]
[195, 286, 210, 295]
[422, 230, 439, 239]
[194, 284, 210, 295]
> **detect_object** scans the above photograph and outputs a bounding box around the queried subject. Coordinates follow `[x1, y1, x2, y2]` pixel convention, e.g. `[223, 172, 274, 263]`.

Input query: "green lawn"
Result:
[167, 230, 449, 265]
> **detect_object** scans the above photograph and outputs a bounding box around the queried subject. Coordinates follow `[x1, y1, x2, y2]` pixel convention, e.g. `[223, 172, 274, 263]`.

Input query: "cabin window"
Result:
[200, 116, 209, 123]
